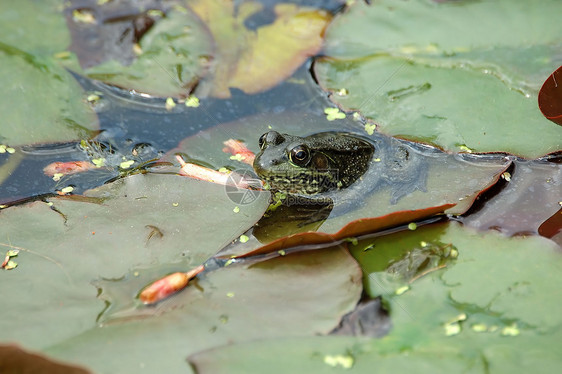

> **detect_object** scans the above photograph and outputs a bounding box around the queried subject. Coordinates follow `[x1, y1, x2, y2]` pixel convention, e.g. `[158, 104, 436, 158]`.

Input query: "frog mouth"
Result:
[259, 170, 338, 195]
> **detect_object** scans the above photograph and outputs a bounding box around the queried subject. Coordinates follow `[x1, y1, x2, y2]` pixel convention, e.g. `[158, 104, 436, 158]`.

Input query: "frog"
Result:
[252, 130, 428, 217]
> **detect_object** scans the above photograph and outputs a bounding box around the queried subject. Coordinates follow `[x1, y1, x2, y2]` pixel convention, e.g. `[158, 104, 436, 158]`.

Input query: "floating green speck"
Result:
[472, 323, 488, 333]
[364, 123, 376, 135]
[60, 186, 74, 194]
[52, 173, 64, 181]
[6, 250, 19, 257]
[224, 259, 235, 267]
[226, 292, 235, 298]
[445, 322, 461, 336]
[278, 250, 286, 256]
[120, 160, 135, 169]
[172, 202, 179, 207]
[72, 9, 96, 24]
[5, 260, 18, 270]
[395, 285, 409, 295]
[336, 88, 349, 96]
[233, 206, 240, 213]
[408, 222, 417, 230]
[501, 324, 520, 336]
[92, 158, 105, 167]
[229, 154, 245, 162]
[147, 9, 164, 17]
[239, 235, 249, 243]
[323, 354, 354, 369]
[87, 94, 100, 103]
[165, 97, 176, 110]
[185, 96, 200, 108]
[324, 107, 346, 121]
[502, 172, 511, 182]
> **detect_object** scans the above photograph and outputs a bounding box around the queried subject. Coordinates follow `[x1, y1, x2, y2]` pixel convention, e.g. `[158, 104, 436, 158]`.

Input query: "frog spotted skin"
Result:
[253, 131, 374, 195]
[253, 131, 428, 214]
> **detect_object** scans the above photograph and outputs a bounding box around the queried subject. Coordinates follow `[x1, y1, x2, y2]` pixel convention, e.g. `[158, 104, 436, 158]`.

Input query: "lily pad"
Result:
[44, 246, 361, 373]
[539, 65, 562, 126]
[463, 159, 562, 236]
[79, 7, 215, 98]
[68, 0, 331, 99]
[0, 0, 70, 56]
[0, 173, 270, 350]
[189, 0, 331, 98]
[0, 44, 98, 146]
[0, 345, 90, 374]
[314, 0, 562, 158]
[189, 222, 562, 374]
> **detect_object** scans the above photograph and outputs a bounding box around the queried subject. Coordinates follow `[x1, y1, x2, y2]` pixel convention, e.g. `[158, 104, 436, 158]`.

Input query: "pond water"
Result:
[0, 1, 561, 373]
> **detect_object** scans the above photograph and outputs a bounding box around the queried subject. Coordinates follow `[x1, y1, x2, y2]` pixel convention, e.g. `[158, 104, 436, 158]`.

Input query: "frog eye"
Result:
[289, 145, 310, 166]
[258, 133, 267, 150]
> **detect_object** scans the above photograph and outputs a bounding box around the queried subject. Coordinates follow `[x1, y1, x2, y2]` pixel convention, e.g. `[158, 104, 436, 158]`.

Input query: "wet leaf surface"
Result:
[188, 0, 331, 98]
[66, 0, 331, 98]
[463, 159, 561, 236]
[0, 344, 91, 374]
[0, 45, 98, 146]
[76, 5, 214, 98]
[189, 222, 562, 374]
[314, 0, 562, 158]
[539, 65, 562, 126]
[44, 247, 362, 373]
[0, 174, 270, 350]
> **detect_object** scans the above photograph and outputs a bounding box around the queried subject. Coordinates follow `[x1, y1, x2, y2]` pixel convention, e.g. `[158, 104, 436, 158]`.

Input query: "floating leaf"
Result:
[538, 65, 562, 126]
[0, 345, 90, 374]
[315, 0, 562, 158]
[463, 159, 561, 236]
[191, 223, 561, 374]
[189, 0, 331, 98]
[0, 174, 270, 349]
[78, 8, 215, 98]
[0, 44, 98, 146]
[44, 247, 361, 373]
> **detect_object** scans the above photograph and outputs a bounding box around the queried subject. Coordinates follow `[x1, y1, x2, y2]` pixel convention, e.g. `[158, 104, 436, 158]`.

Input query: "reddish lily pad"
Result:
[538, 65, 562, 126]
[0, 345, 90, 374]
[463, 159, 561, 237]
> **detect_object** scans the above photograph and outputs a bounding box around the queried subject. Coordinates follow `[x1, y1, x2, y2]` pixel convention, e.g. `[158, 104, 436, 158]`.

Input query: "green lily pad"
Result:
[0, 173, 270, 350]
[44, 246, 361, 373]
[188, 222, 562, 373]
[0, 0, 70, 56]
[188, 336, 479, 374]
[314, 0, 562, 158]
[0, 44, 98, 146]
[80, 7, 215, 98]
